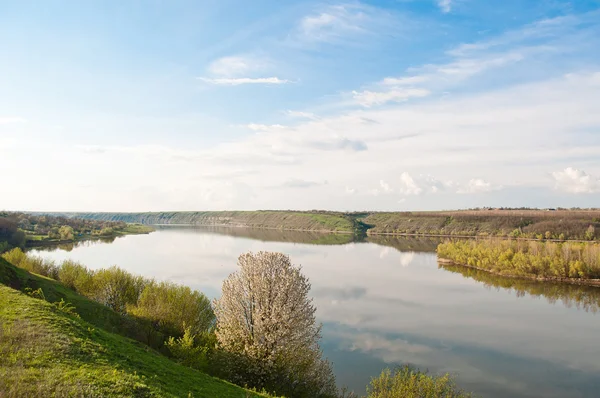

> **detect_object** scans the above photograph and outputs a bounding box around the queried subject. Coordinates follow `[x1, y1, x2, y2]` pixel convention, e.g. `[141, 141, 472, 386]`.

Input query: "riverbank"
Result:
[0, 257, 269, 398]
[437, 239, 600, 286]
[24, 224, 154, 248]
[53, 209, 600, 241]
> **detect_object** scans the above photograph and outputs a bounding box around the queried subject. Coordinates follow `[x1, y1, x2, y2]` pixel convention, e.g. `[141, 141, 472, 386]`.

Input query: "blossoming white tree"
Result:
[213, 251, 336, 397]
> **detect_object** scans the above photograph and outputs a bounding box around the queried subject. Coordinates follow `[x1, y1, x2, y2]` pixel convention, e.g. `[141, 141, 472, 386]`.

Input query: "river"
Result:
[29, 226, 600, 398]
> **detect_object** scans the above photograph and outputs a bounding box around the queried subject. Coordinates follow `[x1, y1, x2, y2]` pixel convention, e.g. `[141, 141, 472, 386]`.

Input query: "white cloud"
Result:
[199, 55, 289, 86]
[381, 76, 429, 86]
[0, 117, 27, 124]
[300, 5, 368, 42]
[246, 123, 288, 132]
[397, 173, 450, 196]
[280, 178, 327, 189]
[198, 77, 290, 85]
[552, 167, 600, 193]
[297, 3, 399, 45]
[305, 136, 368, 151]
[399, 172, 424, 196]
[353, 88, 430, 107]
[437, 0, 452, 13]
[208, 56, 255, 77]
[457, 179, 499, 194]
[284, 110, 319, 120]
[380, 180, 392, 193]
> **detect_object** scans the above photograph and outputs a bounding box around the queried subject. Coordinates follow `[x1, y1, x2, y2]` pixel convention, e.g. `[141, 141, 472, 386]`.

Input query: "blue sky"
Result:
[1, 0, 600, 211]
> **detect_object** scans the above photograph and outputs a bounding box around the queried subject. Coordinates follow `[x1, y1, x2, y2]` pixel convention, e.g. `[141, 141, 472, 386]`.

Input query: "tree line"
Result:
[437, 239, 600, 281]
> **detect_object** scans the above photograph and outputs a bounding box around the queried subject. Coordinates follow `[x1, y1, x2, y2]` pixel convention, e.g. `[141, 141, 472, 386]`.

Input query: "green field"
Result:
[0, 257, 269, 398]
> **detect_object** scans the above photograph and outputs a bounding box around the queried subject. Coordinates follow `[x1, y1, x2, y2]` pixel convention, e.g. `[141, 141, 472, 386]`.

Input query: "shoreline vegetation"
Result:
[437, 239, 600, 286]
[47, 208, 600, 241]
[0, 249, 473, 398]
[0, 211, 154, 252]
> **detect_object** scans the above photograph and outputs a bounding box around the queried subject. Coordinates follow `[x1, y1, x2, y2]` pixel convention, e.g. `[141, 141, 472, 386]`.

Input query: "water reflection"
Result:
[440, 262, 600, 313]
[27, 236, 118, 253]
[154, 225, 356, 245]
[28, 227, 600, 398]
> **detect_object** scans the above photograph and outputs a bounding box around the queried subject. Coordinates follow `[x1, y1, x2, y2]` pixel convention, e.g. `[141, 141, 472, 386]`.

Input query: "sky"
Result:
[1, 0, 600, 212]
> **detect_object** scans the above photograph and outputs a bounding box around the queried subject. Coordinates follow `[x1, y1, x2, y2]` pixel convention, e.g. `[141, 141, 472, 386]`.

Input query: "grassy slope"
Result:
[0, 258, 268, 398]
[69, 211, 357, 233]
[59, 209, 600, 240]
[362, 210, 600, 240]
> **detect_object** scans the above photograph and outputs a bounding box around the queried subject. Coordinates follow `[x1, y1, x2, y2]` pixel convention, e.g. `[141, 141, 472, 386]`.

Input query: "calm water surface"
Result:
[30, 227, 600, 398]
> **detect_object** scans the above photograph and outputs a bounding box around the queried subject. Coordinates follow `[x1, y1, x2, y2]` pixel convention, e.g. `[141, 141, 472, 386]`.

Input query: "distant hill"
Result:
[47, 209, 600, 241]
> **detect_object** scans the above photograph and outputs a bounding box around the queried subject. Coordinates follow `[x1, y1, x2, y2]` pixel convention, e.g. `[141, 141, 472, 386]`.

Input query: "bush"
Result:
[58, 260, 94, 294]
[99, 227, 114, 236]
[367, 366, 472, 398]
[166, 325, 211, 371]
[2, 248, 58, 279]
[130, 281, 214, 338]
[90, 266, 148, 314]
[59, 225, 75, 240]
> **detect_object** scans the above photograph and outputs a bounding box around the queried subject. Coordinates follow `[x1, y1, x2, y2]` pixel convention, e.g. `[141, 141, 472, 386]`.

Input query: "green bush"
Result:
[130, 281, 214, 337]
[58, 260, 94, 294]
[1, 248, 58, 279]
[90, 266, 149, 314]
[166, 325, 211, 371]
[367, 366, 472, 398]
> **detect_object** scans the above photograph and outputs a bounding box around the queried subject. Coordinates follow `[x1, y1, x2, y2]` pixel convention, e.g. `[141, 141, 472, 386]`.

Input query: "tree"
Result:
[213, 251, 336, 398]
[59, 225, 75, 240]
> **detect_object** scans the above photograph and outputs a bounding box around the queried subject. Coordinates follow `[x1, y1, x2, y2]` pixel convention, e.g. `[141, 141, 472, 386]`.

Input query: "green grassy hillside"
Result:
[362, 210, 600, 240]
[52, 209, 600, 241]
[60, 211, 358, 233]
[0, 258, 269, 398]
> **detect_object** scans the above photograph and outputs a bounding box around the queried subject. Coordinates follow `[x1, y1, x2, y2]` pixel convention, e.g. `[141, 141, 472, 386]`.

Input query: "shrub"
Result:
[58, 260, 94, 294]
[2, 248, 58, 279]
[59, 225, 75, 240]
[166, 325, 210, 371]
[130, 281, 214, 338]
[367, 366, 472, 398]
[90, 266, 148, 314]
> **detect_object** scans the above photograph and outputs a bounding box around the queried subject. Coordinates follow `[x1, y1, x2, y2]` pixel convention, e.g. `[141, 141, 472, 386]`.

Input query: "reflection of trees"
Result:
[155, 225, 356, 245]
[28, 236, 117, 253]
[366, 236, 441, 253]
[440, 262, 600, 313]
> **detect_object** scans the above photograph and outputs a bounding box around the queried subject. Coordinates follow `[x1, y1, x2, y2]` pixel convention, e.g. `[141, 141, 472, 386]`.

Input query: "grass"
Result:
[119, 223, 155, 235]
[0, 257, 270, 398]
